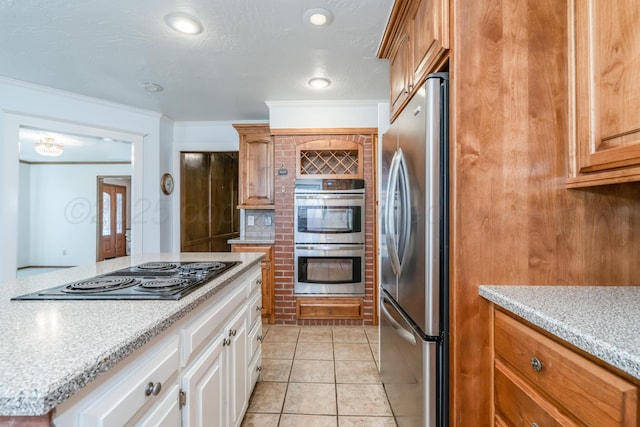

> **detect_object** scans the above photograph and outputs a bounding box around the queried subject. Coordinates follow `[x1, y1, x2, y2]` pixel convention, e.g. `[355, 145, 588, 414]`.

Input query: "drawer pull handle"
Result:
[531, 424, 539, 427]
[530, 357, 543, 372]
[144, 381, 162, 397]
[256, 306, 262, 312]
[229, 328, 237, 337]
[223, 337, 231, 346]
[256, 279, 263, 285]
[256, 366, 262, 372]
[257, 335, 263, 342]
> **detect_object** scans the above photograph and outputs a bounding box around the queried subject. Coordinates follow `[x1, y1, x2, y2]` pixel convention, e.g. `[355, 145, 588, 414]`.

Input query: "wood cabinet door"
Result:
[236, 124, 273, 206]
[411, 0, 449, 85]
[231, 244, 275, 323]
[389, 21, 413, 119]
[572, 0, 640, 174]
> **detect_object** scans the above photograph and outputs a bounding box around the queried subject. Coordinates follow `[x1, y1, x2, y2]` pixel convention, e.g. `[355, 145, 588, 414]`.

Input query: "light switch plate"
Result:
[247, 215, 255, 226]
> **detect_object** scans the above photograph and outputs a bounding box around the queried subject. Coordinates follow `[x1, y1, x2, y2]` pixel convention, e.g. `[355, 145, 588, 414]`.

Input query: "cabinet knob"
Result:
[144, 381, 162, 397]
[531, 424, 539, 427]
[530, 357, 543, 372]
[256, 305, 262, 312]
[256, 366, 262, 372]
[257, 335, 263, 342]
[256, 279, 263, 285]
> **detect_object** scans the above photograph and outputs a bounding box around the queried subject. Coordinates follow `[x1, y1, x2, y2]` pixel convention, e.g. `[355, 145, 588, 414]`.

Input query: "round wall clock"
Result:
[161, 173, 174, 195]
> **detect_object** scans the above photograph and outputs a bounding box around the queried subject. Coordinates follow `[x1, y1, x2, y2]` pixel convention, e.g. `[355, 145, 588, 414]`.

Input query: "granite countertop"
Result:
[480, 285, 640, 381]
[0, 252, 263, 417]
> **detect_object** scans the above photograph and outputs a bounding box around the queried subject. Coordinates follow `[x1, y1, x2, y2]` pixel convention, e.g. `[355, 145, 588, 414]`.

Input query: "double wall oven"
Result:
[294, 179, 365, 296]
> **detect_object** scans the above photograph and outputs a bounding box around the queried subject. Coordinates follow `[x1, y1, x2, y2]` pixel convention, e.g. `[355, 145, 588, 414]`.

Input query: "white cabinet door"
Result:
[135, 384, 181, 427]
[181, 333, 226, 427]
[226, 305, 248, 427]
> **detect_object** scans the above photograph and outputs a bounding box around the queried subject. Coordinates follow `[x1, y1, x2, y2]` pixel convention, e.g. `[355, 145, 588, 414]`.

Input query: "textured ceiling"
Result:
[0, 0, 394, 121]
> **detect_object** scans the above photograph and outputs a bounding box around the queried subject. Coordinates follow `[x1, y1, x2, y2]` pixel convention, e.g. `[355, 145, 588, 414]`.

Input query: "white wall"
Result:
[17, 163, 31, 267]
[266, 100, 384, 129]
[0, 77, 165, 281]
[24, 164, 132, 267]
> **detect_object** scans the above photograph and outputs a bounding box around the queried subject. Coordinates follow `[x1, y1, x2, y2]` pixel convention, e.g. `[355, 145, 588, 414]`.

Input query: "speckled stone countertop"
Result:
[479, 285, 640, 381]
[0, 252, 263, 417]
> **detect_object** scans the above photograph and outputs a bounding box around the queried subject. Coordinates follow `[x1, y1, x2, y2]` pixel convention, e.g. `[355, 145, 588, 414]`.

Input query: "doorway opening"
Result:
[97, 176, 131, 261]
[180, 152, 239, 252]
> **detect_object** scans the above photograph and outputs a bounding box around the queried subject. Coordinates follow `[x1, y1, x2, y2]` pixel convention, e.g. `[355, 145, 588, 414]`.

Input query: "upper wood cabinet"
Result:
[567, 0, 640, 187]
[233, 124, 274, 207]
[378, 0, 449, 120]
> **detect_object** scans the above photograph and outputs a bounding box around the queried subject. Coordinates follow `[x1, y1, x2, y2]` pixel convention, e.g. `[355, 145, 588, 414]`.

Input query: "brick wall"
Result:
[273, 133, 376, 325]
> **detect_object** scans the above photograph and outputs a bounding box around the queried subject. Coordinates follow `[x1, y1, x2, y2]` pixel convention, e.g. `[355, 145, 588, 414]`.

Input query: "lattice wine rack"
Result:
[295, 140, 363, 178]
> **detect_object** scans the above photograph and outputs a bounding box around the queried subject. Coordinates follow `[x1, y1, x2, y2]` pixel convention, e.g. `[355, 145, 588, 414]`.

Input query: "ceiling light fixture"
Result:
[164, 12, 203, 35]
[304, 8, 333, 28]
[308, 77, 331, 89]
[143, 82, 164, 93]
[35, 137, 64, 157]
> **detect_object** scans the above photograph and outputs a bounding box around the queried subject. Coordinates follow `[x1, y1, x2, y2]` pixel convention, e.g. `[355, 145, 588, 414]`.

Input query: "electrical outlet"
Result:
[247, 215, 255, 226]
[62, 249, 67, 256]
[265, 216, 272, 226]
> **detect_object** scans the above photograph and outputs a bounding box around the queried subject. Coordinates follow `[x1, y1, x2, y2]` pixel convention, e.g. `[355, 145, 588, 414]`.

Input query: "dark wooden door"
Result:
[180, 152, 239, 252]
[99, 183, 126, 260]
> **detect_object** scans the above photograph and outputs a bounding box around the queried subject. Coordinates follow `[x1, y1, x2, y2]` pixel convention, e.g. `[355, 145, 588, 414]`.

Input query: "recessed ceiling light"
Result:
[164, 12, 203, 35]
[304, 8, 333, 28]
[308, 77, 331, 89]
[143, 82, 164, 93]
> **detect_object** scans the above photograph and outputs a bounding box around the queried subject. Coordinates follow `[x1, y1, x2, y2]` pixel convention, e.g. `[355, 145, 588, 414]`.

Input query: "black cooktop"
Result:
[11, 261, 240, 301]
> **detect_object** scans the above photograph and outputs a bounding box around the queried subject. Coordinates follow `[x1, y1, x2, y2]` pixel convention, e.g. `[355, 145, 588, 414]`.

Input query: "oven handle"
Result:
[295, 194, 364, 200]
[294, 244, 365, 252]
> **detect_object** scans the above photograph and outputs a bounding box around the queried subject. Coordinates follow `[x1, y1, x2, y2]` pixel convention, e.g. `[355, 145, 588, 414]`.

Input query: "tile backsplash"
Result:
[242, 209, 275, 239]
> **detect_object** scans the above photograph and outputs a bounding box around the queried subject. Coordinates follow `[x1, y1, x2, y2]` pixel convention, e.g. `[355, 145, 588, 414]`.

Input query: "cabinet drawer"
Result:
[248, 348, 262, 391]
[181, 282, 247, 366]
[495, 310, 638, 426]
[248, 290, 262, 328]
[495, 360, 577, 426]
[248, 320, 263, 361]
[80, 335, 180, 427]
[296, 297, 364, 320]
[135, 383, 181, 427]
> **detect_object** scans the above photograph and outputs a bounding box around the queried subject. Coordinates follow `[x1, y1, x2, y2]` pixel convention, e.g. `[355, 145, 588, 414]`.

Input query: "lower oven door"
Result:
[294, 244, 365, 296]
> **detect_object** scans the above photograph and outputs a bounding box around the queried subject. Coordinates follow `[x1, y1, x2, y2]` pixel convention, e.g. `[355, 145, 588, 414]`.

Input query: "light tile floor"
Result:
[242, 324, 397, 427]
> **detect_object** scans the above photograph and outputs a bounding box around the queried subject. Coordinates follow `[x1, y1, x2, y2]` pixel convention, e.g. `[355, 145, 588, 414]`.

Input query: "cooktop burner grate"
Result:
[63, 277, 140, 293]
[137, 278, 192, 292]
[181, 262, 227, 270]
[135, 262, 178, 270]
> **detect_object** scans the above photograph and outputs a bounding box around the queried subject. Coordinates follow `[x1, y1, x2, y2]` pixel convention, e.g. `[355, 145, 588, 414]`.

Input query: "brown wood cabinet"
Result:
[231, 244, 275, 323]
[296, 297, 364, 320]
[378, 0, 449, 120]
[493, 309, 638, 426]
[233, 124, 274, 207]
[567, 0, 640, 187]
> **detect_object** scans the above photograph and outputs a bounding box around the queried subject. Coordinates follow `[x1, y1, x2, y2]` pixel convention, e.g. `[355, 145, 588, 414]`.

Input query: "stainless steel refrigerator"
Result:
[380, 72, 448, 427]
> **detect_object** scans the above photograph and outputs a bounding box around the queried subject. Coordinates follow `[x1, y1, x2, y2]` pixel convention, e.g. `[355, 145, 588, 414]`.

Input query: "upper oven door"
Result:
[294, 193, 365, 244]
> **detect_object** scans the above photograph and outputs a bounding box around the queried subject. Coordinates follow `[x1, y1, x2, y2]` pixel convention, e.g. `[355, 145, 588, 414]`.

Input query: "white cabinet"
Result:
[180, 332, 226, 427]
[54, 263, 262, 427]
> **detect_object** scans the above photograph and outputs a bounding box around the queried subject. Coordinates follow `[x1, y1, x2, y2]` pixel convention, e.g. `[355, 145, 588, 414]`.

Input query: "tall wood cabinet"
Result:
[233, 124, 274, 207]
[568, 0, 640, 187]
[231, 244, 275, 324]
[378, 0, 449, 120]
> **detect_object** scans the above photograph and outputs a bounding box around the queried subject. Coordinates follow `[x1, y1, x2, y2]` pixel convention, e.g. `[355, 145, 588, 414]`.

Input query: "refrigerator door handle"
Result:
[381, 296, 417, 345]
[384, 150, 402, 275]
[384, 148, 412, 276]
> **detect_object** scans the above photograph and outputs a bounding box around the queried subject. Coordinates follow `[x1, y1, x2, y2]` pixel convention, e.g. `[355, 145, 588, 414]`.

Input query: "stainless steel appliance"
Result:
[294, 178, 365, 244]
[380, 72, 449, 427]
[11, 261, 240, 301]
[294, 243, 365, 295]
[294, 178, 366, 296]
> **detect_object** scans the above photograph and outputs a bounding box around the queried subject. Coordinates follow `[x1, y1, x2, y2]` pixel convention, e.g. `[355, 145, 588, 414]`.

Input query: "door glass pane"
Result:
[306, 258, 353, 282]
[102, 192, 111, 236]
[116, 193, 123, 234]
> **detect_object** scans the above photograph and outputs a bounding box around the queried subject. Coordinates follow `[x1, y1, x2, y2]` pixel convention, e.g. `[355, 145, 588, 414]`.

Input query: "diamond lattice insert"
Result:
[299, 150, 359, 176]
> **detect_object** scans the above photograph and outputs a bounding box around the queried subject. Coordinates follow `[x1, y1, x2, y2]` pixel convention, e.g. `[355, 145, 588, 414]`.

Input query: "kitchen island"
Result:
[480, 285, 640, 425]
[0, 252, 263, 426]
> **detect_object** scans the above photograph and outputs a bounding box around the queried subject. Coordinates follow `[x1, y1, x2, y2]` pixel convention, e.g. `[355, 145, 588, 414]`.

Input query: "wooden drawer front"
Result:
[80, 335, 180, 426]
[495, 360, 578, 427]
[495, 311, 638, 426]
[248, 321, 263, 361]
[296, 297, 363, 320]
[181, 282, 246, 367]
